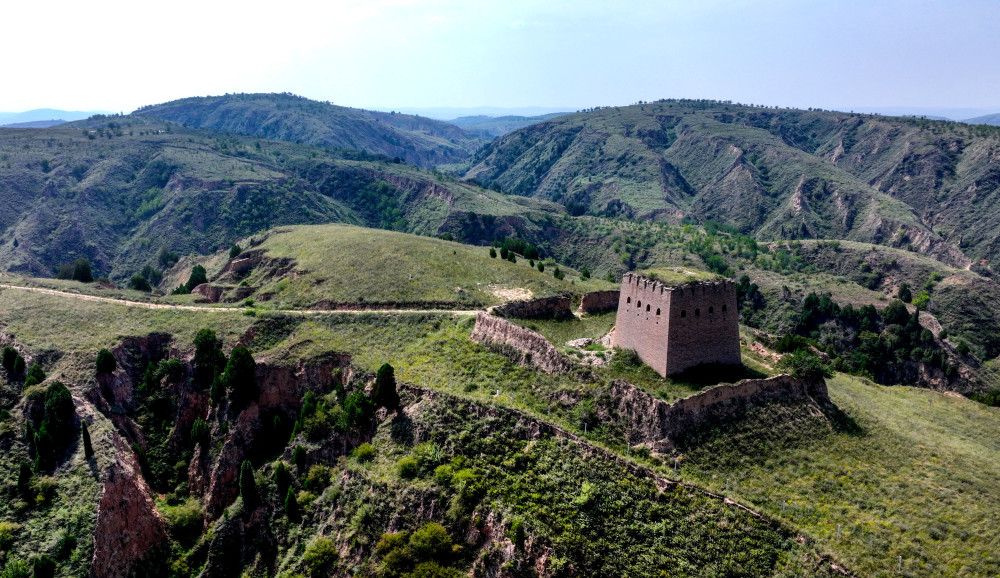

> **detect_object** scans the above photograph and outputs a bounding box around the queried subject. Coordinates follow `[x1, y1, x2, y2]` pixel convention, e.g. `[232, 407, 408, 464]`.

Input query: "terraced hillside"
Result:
[464, 100, 1000, 269]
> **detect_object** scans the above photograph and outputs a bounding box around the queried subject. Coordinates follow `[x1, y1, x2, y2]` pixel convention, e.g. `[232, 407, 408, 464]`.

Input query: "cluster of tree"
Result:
[776, 293, 959, 383]
[172, 265, 208, 295]
[24, 381, 76, 473]
[1, 346, 26, 381]
[493, 237, 540, 261]
[290, 363, 399, 444]
[54, 258, 93, 283]
[128, 265, 164, 293]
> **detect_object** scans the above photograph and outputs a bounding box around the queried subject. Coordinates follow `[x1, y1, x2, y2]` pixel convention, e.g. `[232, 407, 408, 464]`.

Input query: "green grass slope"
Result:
[682, 374, 1000, 577]
[134, 93, 485, 168]
[170, 224, 616, 309]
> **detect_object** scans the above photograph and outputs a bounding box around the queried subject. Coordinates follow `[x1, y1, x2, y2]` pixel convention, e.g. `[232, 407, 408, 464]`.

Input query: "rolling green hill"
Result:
[0, 118, 562, 283]
[134, 93, 485, 168]
[162, 223, 615, 309]
[463, 100, 1000, 270]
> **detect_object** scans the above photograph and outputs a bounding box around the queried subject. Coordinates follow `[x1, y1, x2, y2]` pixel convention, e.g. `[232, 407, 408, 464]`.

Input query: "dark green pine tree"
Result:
[82, 421, 94, 458]
[285, 487, 299, 522]
[372, 363, 400, 410]
[239, 460, 258, 509]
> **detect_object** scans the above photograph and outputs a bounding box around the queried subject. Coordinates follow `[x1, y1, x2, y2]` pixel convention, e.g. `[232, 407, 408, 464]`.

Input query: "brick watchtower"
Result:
[610, 273, 741, 377]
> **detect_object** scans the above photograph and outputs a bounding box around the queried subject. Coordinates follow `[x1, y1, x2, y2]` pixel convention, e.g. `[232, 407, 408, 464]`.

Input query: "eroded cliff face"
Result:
[191, 352, 352, 518]
[470, 312, 575, 373]
[90, 421, 170, 578]
[597, 375, 832, 452]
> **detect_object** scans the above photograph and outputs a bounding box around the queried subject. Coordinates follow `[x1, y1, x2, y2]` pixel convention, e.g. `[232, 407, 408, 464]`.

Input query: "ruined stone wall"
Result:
[470, 312, 575, 373]
[611, 274, 740, 376]
[492, 295, 572, 319]
[579, 290, 621, 314]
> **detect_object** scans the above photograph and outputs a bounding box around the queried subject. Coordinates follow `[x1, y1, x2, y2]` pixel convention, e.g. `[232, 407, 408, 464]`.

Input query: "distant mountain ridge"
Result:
[446, 112, 569, 138]
[0, 120, 68, 128]
[965, 113, 1000, 126]
[0, 108, 108, 125]
[134, 93, 487, 168]
[464, 100, 1000, 269]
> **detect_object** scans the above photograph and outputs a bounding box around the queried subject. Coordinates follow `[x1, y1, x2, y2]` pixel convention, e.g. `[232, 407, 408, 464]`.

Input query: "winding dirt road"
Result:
[0, 283, 480, 316]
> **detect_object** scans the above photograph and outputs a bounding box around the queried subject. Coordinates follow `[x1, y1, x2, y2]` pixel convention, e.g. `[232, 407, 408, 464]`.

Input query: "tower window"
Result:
[656, 308, 660, 316]
[627, 297, 631, 304]
[681, 310, 686, 318]
[709, 306, 714, 314]
[695, 308, 701, 317]
[637, 300, 641, 308]
[722, 304, 727, 312]
[646, 304, 650, 312]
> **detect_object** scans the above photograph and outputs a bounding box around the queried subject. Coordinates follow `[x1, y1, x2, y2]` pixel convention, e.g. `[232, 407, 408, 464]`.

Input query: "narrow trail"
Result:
[0, 283, 481, 316]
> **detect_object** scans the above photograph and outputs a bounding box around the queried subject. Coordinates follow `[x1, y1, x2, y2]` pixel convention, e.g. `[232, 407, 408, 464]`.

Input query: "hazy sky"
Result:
[3, 0, 999, 114]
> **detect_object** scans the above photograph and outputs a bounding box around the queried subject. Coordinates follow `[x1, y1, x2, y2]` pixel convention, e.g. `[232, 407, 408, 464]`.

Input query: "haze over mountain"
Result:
[965, 113, 1000, 126]
[0, 108, 108, 126]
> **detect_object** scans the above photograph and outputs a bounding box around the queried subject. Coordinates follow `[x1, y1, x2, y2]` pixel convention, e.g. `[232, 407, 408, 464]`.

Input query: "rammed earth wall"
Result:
[611, 274, 740, 376]
[599, 375, 831, 452]
[579, 290, 620, 314]
[470, 312, 575, 373]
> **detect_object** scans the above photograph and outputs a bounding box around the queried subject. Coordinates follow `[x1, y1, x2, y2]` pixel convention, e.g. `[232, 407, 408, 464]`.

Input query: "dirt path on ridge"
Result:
[0, 283, 481, 316]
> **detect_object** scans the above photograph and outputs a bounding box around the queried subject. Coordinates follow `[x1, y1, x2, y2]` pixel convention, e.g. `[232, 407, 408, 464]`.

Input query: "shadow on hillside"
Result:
[671, 363, 769, 390]
[821, 399, 865, 437]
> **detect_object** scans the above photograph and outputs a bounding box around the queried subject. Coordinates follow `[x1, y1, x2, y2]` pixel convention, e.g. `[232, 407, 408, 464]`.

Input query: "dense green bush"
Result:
[1, 347, 16, 371]
[128, 275, 152, 292]
[303, 537, 338, 576]
[72, 258, 93, 283]
[398, 457, 419, 479]
[24, 364, 46, 387]
[190, 418, 210, 447]
[239, 460, 258, 508]
[0, 521, 21, 550]
[376, 523, 459, 577]
[353, 443, 376, 462]
[340, 390, 375, 431]
[304, 465, 332, 493]
[95, 349, 117, 374]
[193, 328, 225, 385]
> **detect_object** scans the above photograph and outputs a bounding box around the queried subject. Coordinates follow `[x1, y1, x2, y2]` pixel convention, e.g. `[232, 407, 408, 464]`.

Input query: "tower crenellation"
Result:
[611, 272, 741, 376]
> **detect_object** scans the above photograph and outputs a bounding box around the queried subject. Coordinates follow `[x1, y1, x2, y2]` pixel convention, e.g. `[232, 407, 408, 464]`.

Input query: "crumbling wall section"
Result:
[579, 290, 620, 314]
[492, 296, 572, 319]
[470, 312, 575, 373]
[598, 375, 831, 452]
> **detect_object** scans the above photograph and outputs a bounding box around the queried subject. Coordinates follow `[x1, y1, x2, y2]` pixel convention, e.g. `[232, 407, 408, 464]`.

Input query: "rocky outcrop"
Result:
[578, 290, 620, 314]
[191, 352, 352, 518]
[470, 312, 575, 373]
[492, 296, 572, 319]
[91, 428, 170, 578]
[192, 284, 226, 303]
[598, 375, 832, 452]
